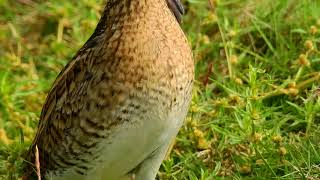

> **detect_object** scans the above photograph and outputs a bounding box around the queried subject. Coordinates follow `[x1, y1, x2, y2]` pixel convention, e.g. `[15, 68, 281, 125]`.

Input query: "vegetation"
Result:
[0, 0, 320, 179]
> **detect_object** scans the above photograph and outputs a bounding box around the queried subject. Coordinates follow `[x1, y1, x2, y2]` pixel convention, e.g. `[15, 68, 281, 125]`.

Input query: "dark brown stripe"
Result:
[79, 125, 107, 139]
[72, 133, 99, 148]
[56, 153, 77, 167]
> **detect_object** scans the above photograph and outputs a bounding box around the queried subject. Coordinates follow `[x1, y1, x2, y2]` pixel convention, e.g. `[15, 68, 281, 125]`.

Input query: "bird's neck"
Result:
[96, 0, 160, 29]
[103, 0, 153, 17]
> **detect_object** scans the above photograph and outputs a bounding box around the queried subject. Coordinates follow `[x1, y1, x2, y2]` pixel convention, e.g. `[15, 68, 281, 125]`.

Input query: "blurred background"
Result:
[0, 0, 320, 179]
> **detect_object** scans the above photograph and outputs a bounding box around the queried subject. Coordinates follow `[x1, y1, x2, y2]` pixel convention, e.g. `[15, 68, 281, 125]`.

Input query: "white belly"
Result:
[46, 108, 185, 180]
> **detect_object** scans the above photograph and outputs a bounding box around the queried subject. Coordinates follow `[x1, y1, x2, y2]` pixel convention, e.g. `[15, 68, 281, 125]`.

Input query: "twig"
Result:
[35, 145, 41, 180]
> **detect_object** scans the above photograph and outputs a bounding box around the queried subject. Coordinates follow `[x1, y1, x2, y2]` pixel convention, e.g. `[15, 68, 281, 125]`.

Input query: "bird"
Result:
[23, 0, 194, 179]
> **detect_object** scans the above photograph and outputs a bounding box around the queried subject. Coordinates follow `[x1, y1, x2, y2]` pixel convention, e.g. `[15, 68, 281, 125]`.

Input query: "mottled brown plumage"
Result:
[24, 0, 193, 179]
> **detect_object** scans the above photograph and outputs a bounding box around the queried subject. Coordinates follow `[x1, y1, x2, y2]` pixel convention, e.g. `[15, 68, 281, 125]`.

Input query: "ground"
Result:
[0, 0, 320, 179]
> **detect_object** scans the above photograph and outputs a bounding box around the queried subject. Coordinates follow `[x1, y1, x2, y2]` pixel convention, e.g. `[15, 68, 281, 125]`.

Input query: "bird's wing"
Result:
[33, 49, 94, 148]
[25, 1, 115, 160]
[24, 29, 121, 176]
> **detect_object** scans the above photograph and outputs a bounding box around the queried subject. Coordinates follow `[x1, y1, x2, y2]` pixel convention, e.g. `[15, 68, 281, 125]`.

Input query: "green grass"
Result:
[0, 0, 320, 179]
